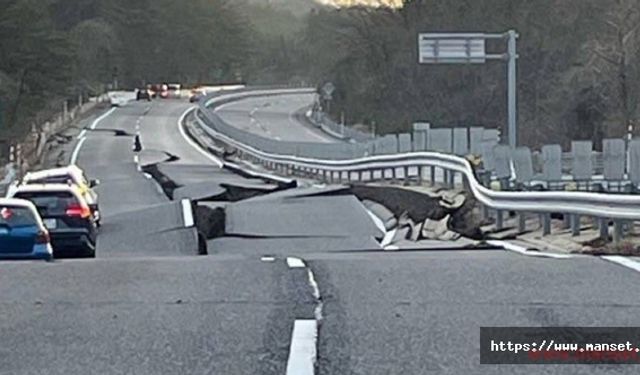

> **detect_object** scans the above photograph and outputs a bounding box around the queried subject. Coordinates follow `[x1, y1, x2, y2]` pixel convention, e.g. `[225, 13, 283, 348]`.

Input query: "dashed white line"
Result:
[260, 256, 276, 262]
[285, 320, 317, 375]
[286, 257, 306, 268]
[284, 258, 322, 375]
[601, 256, 640, 273]
[181, 199, 194, 228]
[133, 154, 141, 171]
[177, 107, 224, 167]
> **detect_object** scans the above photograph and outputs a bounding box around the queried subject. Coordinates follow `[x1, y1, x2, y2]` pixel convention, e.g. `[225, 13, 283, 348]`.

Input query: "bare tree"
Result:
[586, 0, 640, 139]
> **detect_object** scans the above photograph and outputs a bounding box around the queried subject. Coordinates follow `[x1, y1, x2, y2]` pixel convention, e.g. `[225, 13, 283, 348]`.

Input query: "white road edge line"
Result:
[487, 240, 573, 259]
[601, 256, 640, 273]
[181, 199, 194, 228]
[381, 228, 397, 248]
[70, 137, 87, 165]
[286, 320, 317, 375]
[286, 257, 306, 268]
[177, 107, 224, 167]
[72, 107, 117, 164]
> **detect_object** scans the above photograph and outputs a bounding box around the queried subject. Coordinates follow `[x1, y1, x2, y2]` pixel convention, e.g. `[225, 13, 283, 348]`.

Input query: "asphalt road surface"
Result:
[3, 95, 640, 374]
[215, 93, 336, 143]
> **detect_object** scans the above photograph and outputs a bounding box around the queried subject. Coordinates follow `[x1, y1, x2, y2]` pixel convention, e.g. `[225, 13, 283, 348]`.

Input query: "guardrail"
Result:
[194, 88, 639, 244]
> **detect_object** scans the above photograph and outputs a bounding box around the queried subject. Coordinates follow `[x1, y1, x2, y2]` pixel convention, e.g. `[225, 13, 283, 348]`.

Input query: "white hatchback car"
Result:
[7, 165, 101, 226]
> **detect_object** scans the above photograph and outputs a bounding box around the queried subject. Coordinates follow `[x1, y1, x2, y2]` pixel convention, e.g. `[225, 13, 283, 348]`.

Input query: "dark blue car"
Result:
[0, 198, 53, 260]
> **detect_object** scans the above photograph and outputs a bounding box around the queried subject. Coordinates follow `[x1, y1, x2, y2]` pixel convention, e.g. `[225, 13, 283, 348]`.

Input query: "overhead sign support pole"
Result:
[507, 30, 517, 150]
[418, 30, 519, 148]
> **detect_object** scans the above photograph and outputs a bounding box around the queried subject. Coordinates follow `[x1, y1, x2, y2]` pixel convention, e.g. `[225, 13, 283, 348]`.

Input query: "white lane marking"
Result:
[285, 320, 317, 375]
[286, 257, 306, 268]
[133, 154, 141, 172]
[72, 107, 117, 163]
[78, 107, 116, 139]
[601, 256, 640, 273]
[487, 240, 573, 259]
[365, 208, 387, 234]
[181, 199, 194, 228]
[261, 256, 276, 262]
[70, 137, 87, 165]
[380, 228, 397, 248]
[307, 268, 323, 321]
[177, 107, 224, 167]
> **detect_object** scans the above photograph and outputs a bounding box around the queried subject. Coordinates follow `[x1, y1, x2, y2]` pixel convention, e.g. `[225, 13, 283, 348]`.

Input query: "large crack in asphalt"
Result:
[159, 107, 488, 252]
[83, 127, 133, 137]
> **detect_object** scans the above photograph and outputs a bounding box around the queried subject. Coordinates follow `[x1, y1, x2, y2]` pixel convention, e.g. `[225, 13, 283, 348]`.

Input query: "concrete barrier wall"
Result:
[541, 145, 562, 181]
[428, 129, 452, 153]
[571, 141, 593, 180]
[603, 138, 625, 181]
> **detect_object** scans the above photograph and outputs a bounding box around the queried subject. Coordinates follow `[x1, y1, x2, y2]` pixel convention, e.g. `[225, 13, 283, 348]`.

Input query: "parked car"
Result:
[8, 165, 101, 227]
[8, 184, 98, 258]
[136, 88, 151, 101]
[0, 198, 53, 261]
[167, 83, 181, 98]
[109, 93, 127, 107]
[148, 84, 169, 99]
[189, 88, 206, 103]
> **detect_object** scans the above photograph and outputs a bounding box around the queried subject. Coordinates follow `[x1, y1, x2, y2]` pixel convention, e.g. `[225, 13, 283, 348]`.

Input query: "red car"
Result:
[148, 84, 169, 99]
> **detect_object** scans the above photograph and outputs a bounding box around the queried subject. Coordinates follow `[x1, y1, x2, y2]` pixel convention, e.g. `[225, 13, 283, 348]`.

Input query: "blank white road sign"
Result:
[419, 33, 486, 64]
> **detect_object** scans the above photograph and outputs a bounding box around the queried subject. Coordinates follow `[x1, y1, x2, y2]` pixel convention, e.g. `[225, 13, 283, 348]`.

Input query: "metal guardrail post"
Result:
[562, 215, 571, 229]
[613, 220, 623, 244]
[430, 166, 436, 186]
[417, 166, 423, 185]
[542, 214, 551, 236]
[571, 214, 580, 236]
[518, 212, 526, 233]
[496, 210, 504, 230]
[404, 166, 410, 185]
[599, 218, 608, 240]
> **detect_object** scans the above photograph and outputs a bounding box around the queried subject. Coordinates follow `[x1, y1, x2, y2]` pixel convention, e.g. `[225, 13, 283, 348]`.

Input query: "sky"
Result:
[316, 0, 403, 8]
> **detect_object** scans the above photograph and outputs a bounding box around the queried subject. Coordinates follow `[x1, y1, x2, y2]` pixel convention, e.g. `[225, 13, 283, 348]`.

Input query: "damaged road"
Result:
[192, 181, 490, 257]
